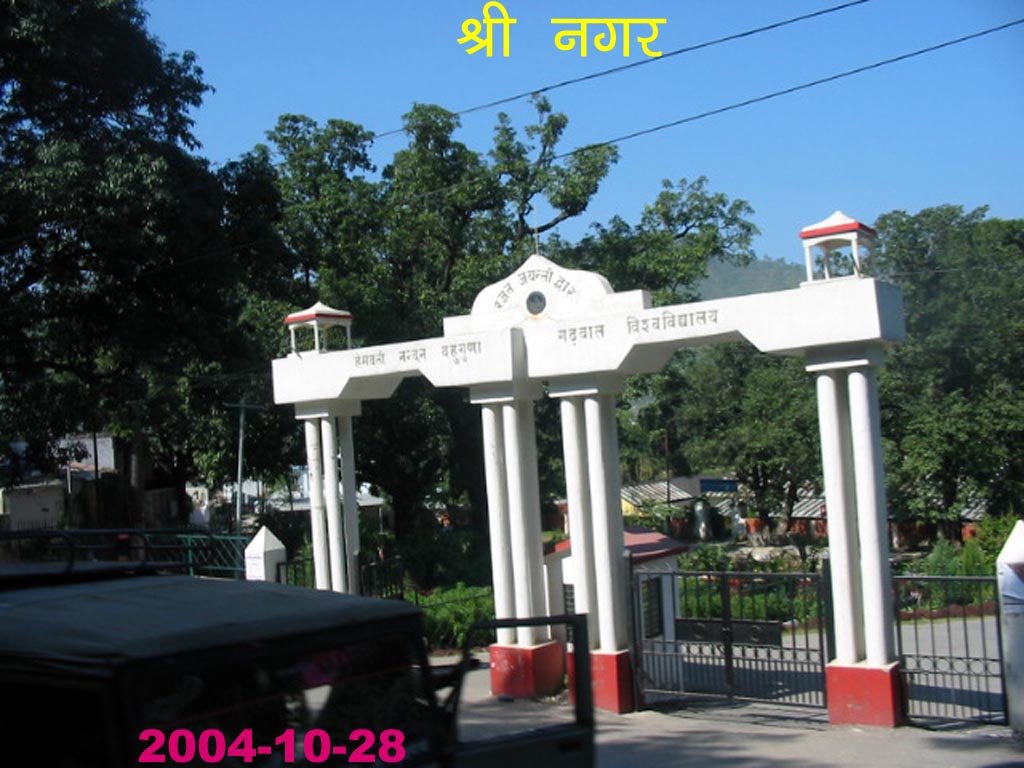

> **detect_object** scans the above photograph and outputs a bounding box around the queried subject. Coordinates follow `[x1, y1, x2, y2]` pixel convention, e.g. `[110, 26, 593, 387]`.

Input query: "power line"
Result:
[556, 17, 1024, 160]
[7, 17, 1019, 289]
[393, 17, 1024, 207]
[373, 0, 875, 138]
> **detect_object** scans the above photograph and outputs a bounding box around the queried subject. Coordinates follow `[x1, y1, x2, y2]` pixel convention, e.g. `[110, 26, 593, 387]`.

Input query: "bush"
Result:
[975, 514, 1022, 568]
[409, 583, 495, 651]
[625, 502, 681, 534]
[678, 543, 729, 571]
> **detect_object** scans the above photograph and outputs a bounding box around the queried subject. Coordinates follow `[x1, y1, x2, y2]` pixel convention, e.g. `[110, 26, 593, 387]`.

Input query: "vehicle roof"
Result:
[0, 574, 421, 676]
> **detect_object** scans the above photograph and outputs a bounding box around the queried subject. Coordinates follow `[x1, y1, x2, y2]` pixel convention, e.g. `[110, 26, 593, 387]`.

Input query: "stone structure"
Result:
[272, 212, 905, 720]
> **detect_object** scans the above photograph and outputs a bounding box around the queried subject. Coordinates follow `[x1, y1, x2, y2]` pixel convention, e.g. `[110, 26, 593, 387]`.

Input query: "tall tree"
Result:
[262, 97, 619, 536]
[876, 206, 1024, 520]
[553, 176, 758, 305]
[624, 344, 820, 527]
[0, 0, 284, 520]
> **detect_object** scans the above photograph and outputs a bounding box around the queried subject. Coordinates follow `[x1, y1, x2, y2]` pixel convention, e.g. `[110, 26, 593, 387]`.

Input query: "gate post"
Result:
[549, 378, 635, 713]
[720, 570, 735, 695]
[809, 348, 905, 727]
[474, 386, 564, 700]
[997, 521, 1024, 733]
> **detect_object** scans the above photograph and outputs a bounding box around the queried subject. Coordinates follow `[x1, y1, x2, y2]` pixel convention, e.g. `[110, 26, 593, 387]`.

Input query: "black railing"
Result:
[276, 555, 406, 597]
[361, 556, 405, 599]
[893, 574, 1006, 724]
[0, 529, 248, 581]
[277, 555, 314, 588]
[634, 570, 829, 708]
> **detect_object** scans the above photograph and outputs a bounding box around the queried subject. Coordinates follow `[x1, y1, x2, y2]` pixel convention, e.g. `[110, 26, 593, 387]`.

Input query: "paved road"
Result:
[452, 659, 1023, 768]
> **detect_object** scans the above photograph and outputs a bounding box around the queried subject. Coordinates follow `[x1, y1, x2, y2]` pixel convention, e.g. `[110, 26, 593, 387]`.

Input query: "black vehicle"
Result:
[0, 532, 593, 768]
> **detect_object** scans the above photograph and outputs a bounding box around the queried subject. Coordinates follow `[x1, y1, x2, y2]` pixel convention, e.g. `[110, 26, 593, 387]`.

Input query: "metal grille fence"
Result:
[893, 574, 1006, 724]
[635, 570, 828, 708]
[0, 529, 247, 578]
[277, 555, 314, 587]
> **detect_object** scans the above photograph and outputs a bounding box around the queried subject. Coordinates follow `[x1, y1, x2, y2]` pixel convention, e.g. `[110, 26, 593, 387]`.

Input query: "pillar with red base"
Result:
[490, 641, 565, 699]
[590, 650, 634, 713]
[566, 648, 636, 714]
[826, 662, 905, 727]
[809, 346, 906, 727]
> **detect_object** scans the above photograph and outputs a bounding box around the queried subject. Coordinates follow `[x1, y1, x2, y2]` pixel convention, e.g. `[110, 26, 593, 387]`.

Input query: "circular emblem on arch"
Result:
[526, 291, 547, 316]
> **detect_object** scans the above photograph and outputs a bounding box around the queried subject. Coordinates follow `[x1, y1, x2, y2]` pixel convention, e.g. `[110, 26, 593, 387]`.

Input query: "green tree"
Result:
[628, 344, 819, 527]
[0, 1, 297, 521]
[262, 98, 618, 537]
[553, 176, 758, 305]
[876, 206, 1024, 520]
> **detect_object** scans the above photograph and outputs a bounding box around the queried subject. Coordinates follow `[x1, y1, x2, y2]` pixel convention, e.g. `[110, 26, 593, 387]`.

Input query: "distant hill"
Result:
[696, 257, 804, 300]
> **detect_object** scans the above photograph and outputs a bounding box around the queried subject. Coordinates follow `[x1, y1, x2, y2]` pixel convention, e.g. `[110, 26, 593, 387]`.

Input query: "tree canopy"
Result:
[0, 1, 291, 516]
[876, 206, 1024, 520]
[4, 1, 1019, 543]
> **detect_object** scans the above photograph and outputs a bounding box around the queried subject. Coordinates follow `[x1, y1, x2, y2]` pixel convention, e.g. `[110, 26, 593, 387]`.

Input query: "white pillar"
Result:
[244, 526, 287, 582]
[660, 573, 677, 642]
[559, 396, 599, 648]
[502, 401, 546, 646]
[584, 393, 628, 652]
[303, 418, 331, 590]
[848, 366, 896, 665]
[545, 556, 568, 644]
[600, 393, 629, 648]
[815, 371, 865, 664]
[320, 417, 348, 593]
[338, 413, 361, 594]
[519, 400, 551, 642]
[481, 404, 516, 645]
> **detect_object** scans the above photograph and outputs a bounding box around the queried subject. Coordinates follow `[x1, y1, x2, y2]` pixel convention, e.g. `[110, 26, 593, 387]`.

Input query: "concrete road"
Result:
[452, 659, 1023, 768]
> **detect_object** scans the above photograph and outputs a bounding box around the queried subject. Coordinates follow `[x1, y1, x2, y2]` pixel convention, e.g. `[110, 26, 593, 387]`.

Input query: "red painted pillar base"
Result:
[590, 649, 635, 714]
[826, 661, 906, 727]
[489, 641, 565, 699]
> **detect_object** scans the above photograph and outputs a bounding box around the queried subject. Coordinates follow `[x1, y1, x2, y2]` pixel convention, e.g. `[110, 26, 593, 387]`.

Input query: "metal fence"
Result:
[635, 570, 829, 708]
[277, 555, 314, 587]
[361, 556, 405, 599]
[276, 555, 406, 597]
[0, 529, 247, 579]
[893, 574, 1006, 724]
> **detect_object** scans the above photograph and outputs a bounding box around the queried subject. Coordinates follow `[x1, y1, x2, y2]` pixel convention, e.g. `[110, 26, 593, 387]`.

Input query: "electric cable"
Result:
[393, 17, 1024, 206]
[556, 17, 1024, 160]
[373, 0, 875, 138]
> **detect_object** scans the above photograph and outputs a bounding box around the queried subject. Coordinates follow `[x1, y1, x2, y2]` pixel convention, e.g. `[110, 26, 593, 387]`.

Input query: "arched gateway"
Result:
[272, 212, 906, 725]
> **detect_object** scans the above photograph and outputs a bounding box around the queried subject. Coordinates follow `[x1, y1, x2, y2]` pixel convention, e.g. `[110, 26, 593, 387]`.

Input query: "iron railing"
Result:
[634, 569, 829, 708]
[0, 529, 247, 580]
[276, 555, 406, 597]
[893, 574, 1006, 724]
[277, 555, 314, 588]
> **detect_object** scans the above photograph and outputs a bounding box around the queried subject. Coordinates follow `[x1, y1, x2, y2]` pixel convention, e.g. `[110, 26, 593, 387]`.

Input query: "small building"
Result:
[0, 480, 64, 530]
[788, 493, 828, 538]
[620, 475, 739, 541]
[620, 477, 694, 516]
[542, 525, 689, 642]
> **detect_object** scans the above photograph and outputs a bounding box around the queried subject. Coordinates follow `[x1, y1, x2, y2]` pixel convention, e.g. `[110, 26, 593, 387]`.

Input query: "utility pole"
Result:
[224, 399, 266, 534]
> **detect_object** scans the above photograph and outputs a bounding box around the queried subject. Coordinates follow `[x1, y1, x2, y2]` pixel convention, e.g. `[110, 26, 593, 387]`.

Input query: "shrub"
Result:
[975, 514, 1022, 569]
[678, 543, 729, 571]
[410, 583, 495, 651]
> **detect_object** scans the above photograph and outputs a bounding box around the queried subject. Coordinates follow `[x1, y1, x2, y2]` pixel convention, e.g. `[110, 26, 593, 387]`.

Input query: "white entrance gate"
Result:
[272, 212, 906, 720]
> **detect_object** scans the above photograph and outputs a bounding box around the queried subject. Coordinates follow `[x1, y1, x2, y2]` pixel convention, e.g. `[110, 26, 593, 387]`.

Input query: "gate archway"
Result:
[272, 211, 906, 722]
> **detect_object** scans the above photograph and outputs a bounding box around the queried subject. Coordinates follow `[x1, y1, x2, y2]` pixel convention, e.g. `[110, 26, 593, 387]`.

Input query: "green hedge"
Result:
[408, 583, 495, 651]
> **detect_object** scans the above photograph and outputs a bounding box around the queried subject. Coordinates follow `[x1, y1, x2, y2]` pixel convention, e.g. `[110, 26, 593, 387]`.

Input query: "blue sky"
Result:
[144, 0, 1023, 265]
